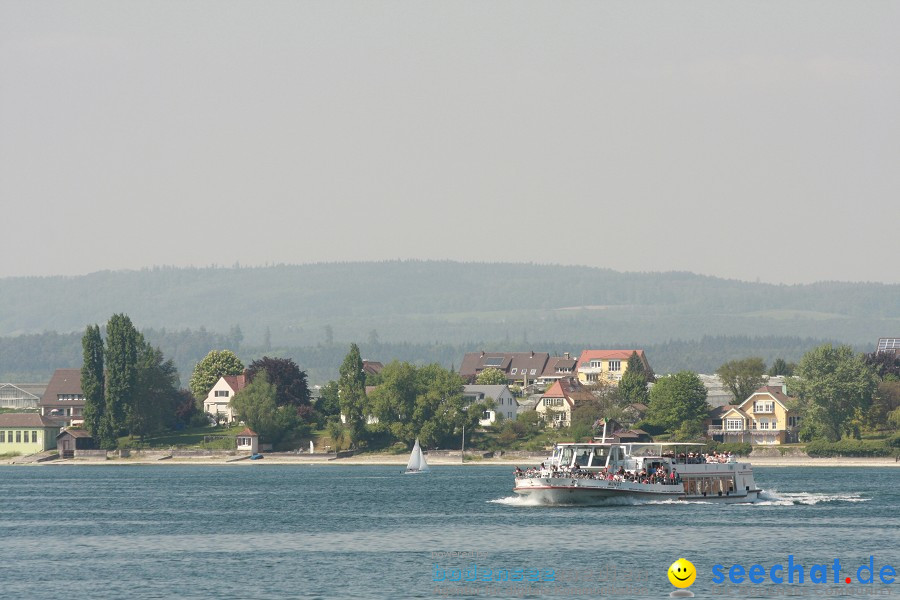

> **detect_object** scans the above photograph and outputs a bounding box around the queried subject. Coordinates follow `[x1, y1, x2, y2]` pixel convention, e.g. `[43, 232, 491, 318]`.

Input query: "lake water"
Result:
[1, 465, 897, 599]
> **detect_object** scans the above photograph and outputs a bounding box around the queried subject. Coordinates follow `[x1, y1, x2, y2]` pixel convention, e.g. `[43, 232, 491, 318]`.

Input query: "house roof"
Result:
[57, 428, 93, 439]
[459, 352, 551, 380]
[738, 386, 794, 411]
[0, 413, 62, 428]
[221, 375, 248, 394]
[708, 405, 736, 419]
[627, 402, 649, 413]
[541, 357, 578, 377]
[463, 385, 511, 397]
[362, 361, 384, 375]
[238, 427, 258, 437]
[39, 369, 83, 406]
[541, 378, 594, 409]
[721, 406, 751, 420]
[576, 350, 650, 371]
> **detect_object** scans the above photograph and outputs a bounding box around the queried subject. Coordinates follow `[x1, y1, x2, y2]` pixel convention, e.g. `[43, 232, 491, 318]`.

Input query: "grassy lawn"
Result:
[118, 424, 246, 449]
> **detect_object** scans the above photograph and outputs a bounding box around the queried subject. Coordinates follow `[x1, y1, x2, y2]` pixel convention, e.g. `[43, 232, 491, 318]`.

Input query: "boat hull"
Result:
[514, 478, 760, 504]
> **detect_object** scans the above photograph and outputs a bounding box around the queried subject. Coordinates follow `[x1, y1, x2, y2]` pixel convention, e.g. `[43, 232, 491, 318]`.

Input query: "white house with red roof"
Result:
[203, 374, 248, 423]
[236, 427, 259, 454]
[576, 350, 651, 385]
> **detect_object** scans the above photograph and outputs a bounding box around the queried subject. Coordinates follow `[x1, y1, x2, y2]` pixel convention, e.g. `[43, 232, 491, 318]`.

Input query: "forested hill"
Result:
[1, 261, 897, 346]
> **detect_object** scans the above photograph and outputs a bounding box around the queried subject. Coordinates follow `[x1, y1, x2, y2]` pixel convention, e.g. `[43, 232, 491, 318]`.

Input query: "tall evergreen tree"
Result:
[338, 343, 367, 446]
[104, 313, 140, 444]
[81, 324, 106, 441]
[619, 351, 649, 405]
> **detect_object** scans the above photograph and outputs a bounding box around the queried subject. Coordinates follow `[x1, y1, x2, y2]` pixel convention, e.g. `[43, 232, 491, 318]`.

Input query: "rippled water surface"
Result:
[1, 465, 897, 599]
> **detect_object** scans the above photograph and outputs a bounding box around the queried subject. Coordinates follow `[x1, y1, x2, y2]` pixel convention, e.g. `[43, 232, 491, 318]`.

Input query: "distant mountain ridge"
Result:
[1, 261, 897, 346]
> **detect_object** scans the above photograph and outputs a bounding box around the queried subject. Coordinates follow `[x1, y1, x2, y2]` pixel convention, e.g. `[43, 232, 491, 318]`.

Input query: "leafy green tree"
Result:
[316, 380, 341, 417]
[475, 367, 507, 385]
[129, 342, 180, 440]
[367, 361, 477, 448]
[768, 358, 796, 377]
[716, 357, 767, 403]
[338, 343, 367, 446]
[81, 324, 106, 442]
[230, 372, 305, 447]
[794, 345, 878, 442]
[867, 381, 900, 432]
[647, 371, 709, 437]
[104, 314, 140, 444]
[246, 356, 311, 409]
[189, 349, 244, 400]
[619, 351, 649, 404]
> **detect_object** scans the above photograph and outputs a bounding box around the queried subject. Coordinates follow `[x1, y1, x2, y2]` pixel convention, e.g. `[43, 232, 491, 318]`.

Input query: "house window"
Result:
[589, 360, 602, 369]
[507, 412, 513, 419]
[543, 399, 551, 406]
[587, 374, 599, 382]
[215, 390, 229, 397]
[0, 432, 4, 443]
[609, 360, 621, 372]
[32, 431, 37, 443]
[482, 411, 491, 420]
[760, 420, 769, 430]
[789, 416, 802, 427]
[530, 369, 537, 375]
[555, 398, 563, 406]
[16, 431, 21, 443]
[726, 419, 743, 430]
[511, 368, 518, 375]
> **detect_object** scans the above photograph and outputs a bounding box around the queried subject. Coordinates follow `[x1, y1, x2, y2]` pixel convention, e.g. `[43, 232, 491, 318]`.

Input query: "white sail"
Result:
[406, 438, 429, 473]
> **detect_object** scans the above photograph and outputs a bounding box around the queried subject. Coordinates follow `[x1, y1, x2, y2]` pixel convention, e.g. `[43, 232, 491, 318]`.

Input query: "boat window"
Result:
[592, 447, 608, 465]
[574, 450, 591, 467]
[560, 447, 574, 466]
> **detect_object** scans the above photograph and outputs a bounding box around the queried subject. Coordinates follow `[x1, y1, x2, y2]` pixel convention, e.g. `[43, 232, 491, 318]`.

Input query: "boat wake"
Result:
[753, 490, 870, 506]
[488, 496, 713, 507]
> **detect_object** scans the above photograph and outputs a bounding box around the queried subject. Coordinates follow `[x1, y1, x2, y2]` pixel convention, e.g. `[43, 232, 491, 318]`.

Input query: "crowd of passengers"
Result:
[514, 464, 682, 485]
[662, 451, 737, 464]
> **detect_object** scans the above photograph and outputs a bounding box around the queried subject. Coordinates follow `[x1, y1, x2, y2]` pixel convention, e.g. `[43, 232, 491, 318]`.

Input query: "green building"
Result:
[0, 413, 62, 455]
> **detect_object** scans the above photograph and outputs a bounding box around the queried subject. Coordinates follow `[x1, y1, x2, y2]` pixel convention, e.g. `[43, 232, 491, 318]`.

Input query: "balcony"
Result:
[708, 426, 747, 435]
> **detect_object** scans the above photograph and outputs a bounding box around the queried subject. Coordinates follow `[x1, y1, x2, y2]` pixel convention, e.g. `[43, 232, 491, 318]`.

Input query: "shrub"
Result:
[805, 439, 892, 457]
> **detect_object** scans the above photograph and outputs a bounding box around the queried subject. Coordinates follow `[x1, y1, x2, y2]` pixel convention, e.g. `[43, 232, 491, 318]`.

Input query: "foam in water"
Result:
[490, 490, 869, 508]
[754, 489, 870, 506]
[488, 495, 713, 507]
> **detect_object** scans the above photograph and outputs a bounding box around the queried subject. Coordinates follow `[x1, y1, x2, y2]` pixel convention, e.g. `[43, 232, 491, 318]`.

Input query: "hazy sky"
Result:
[2, 2, 898, 284]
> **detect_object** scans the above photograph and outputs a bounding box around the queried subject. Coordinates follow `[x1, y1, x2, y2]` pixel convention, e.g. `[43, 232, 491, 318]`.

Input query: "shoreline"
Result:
[8, 454, 900, 468]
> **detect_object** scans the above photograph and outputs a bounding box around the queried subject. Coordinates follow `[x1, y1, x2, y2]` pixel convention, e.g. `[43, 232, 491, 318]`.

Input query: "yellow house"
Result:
[0, 413, 62, 455]
[535, 378, 594, 428]
[706, 386, 801, 445]
[575, 350, 651, 385]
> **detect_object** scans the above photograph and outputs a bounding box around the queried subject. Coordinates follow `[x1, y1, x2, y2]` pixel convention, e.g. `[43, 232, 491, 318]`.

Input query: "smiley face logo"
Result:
[668, 558, 696, 588]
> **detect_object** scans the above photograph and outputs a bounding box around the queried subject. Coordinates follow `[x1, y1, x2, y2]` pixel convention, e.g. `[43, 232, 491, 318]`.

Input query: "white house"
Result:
[236, 427, 259, 454]
[463, 385, 518, 426]
[203, 374, 248, 423]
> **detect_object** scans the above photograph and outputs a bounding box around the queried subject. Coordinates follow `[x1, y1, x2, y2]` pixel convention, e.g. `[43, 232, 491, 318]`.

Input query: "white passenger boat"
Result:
[513, 442, 760, 504]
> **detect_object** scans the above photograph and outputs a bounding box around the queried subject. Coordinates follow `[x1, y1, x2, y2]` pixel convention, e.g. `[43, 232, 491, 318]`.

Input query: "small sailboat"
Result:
[405, 438, 430, 474]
